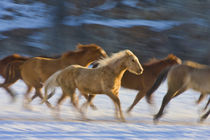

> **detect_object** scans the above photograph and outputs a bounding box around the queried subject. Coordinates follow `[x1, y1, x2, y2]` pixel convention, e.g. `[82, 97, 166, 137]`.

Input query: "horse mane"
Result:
[144, 54, 179, 66]
[183, 60, 209, 68]
[62, 43, 101, 58]
[0, 54, 28, 64]
[166, 54, 178, 60]
[144, 58, 159, 65]
[97, 50, 131, 67]
[76, 43, 101, 50]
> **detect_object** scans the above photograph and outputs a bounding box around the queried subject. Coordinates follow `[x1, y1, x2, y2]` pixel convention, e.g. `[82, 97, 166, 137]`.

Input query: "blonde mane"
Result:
[97, 50, 131, 67]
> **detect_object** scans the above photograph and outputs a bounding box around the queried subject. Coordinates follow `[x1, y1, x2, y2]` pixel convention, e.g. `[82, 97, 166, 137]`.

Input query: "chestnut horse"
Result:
[43, 50, 143, 121]
[123, 54, 182, 113]
[0, 54, 61, 102]
[146, 61, 210, 122]
[20, 44, 107, 108]
[0, 54, 29, 101]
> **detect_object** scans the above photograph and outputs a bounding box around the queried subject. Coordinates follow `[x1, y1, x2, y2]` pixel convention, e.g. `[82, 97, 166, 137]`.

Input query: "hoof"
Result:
[153, 115, 160, 124]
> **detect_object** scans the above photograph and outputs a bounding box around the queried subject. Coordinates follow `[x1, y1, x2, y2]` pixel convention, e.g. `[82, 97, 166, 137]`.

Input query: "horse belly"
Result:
[190, 72, 210, 92]
[190, 80, 210, 93]
[75, 77, 103, 95]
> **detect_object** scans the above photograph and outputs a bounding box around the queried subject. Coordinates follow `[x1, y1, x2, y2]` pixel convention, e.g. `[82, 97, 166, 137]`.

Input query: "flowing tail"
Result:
[42, 70, 62, 104]
[0, 60, 25, 87]
[145, 67, 171, 104]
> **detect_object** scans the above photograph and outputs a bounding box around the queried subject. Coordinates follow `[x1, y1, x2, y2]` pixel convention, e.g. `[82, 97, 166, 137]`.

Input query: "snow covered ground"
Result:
[0, 77, 209, 139]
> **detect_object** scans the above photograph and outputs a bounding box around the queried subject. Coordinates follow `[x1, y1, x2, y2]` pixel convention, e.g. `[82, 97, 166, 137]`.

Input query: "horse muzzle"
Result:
[136, 68, 143, 75]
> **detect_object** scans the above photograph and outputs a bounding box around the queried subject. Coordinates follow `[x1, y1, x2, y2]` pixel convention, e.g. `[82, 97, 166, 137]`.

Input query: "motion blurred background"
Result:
[1, 0, 210, 63]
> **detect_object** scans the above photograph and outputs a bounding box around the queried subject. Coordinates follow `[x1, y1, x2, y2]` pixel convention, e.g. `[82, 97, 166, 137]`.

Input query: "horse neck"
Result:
[107, 57, 128, 80]
[146, 59, 174, 75]
[60, 51, 97, 67]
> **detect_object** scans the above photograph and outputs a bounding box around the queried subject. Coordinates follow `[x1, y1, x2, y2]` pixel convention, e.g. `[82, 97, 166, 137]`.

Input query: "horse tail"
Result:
[42, 70, 62, 103]
[0, 60, 24, 87]
[145, 67, 171, 104]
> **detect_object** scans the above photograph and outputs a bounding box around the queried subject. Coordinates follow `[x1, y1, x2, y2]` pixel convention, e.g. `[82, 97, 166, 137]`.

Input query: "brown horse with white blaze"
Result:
[43, 50, 143, 121]
[20, 44, 107, 108]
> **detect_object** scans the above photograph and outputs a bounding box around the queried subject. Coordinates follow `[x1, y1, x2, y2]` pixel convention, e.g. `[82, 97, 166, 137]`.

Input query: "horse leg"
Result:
[106, 92, 125, 122]
[24, 85, 32, 103]
[154, 91, 174, 122]
[196, 93, 206, 104]
[154, 85, 187, 122]
[31, 93, 38, 101]
[54, 92, 67, 118]
[203, 97, 210, 111]
[82, 93, 97, 110]
[0, 82, 16, 102]
[81, 94, 96, 112]
[200, 108, 210, 122]
[35, 88, 53, 109]
[127, 90, 145, 113]
[4, 87, 16, 102]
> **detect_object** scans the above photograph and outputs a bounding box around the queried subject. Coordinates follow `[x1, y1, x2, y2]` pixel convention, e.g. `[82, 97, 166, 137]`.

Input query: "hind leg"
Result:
[81, 94, 96, 112]
[4, 87, 16, 102]
[127, 90, 145, 113]
[200, 108, 210, 122]
[33, 87, 53, 109]
[53, 91, 68, 118]
[81, 93, 97, 110]
[154, 85, 187, 122]
[203, 97, 210, 111]
[196, 93, 206, 105]
[0, 80, 18, 102]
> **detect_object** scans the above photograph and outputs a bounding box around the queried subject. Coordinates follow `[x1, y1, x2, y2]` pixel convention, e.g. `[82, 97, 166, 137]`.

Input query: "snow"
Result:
[0, 77, 209, 139]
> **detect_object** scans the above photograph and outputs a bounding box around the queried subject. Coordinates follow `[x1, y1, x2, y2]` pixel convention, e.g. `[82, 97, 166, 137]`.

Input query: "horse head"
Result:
[125, 50, 143, 75]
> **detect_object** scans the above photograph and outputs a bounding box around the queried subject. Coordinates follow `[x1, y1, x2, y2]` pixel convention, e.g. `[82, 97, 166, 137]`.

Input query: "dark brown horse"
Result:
[19, 44, 107, 108]
[0, 54, 29, 101]
[123, 54, 182, 113]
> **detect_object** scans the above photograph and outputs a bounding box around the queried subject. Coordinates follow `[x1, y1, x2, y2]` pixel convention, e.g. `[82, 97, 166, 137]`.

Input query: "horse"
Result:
[0, 54, 61, 103]
[19, 44, 107, 108]
[43, 50, 143, 121]
[76, 54, 181, 112]
[146, 60, 210, 122]
[122, 54, 182, 113]
[0, 54, 29, 101]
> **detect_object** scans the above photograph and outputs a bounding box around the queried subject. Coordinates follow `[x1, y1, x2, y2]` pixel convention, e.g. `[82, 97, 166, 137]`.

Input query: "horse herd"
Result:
[0, 43, 209, 123]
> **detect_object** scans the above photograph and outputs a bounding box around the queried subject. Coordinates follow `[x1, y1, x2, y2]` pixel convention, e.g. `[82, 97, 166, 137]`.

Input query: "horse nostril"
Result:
[137, 69, 143, 75]
[140, 69, 143, 74]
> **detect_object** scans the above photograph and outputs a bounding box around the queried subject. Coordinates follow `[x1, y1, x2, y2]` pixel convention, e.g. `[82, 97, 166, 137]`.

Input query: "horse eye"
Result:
[132, 59, 135, 62]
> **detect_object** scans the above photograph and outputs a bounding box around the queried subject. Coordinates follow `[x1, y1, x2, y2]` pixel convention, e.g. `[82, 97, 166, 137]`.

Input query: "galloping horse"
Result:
[18, 44, 107, 108]
[122, 54, 182, 113]
[43, 50, 143, 121]
[146, 61, 210, 122]
[80, 54, 181, 112]
[0, 54, 29, 101]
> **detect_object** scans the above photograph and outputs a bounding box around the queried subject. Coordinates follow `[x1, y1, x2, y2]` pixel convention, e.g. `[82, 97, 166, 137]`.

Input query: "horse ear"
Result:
[125, 50, 133, 56]
[167, 54, 176, 59]
[76, 43, 84, 50]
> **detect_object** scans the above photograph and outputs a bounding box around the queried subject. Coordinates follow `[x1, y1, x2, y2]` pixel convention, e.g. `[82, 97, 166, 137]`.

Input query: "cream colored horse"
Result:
[43, 50, 143, 121]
